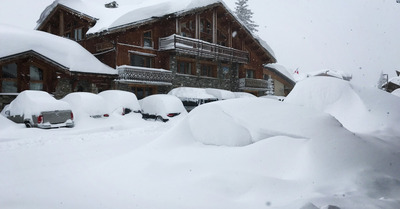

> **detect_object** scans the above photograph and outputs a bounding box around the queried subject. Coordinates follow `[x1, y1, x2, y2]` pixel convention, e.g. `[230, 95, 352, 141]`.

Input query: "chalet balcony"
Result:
[159, 35, 249, 63]
[117, 65, 173, 85]
[239, 78, 268, 91]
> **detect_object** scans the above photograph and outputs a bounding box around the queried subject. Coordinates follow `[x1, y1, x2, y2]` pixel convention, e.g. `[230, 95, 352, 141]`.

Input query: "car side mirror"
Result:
[5, 110, 10, 116]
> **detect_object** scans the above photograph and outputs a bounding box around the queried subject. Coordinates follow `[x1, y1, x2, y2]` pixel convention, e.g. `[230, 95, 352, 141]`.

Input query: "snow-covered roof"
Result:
[0, 24, 117, 75]
[265, 63, 295, 83]
[35, 0, 276, 61]
[388, 76, 400, 86]
[308, 69, 352, 81]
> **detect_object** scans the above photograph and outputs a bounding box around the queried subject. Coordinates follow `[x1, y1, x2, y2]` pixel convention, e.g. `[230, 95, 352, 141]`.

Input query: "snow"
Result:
[168, 87, 217, 101]
[392, 88, 400, 97]
[0, 24, 116, 75]
[205, 88, 236, 100]
[140, 94, 187, 118]
[6, 90, 71, 118]
[98, 90, 141, 115]
[388, 76, 400, 86]
[233, 92, 256, 98]
[1, 79, 400, 208]
[61, 92, 109, 119]
[285, 76, 400, 138]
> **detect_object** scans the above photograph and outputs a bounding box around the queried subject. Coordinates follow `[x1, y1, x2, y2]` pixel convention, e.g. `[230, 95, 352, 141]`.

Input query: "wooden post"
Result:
[212, 8, 217, 44]
[195, 14, 200, 39]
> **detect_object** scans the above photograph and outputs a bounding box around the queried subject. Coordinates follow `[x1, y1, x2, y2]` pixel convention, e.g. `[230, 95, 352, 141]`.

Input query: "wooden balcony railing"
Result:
[239, 78, 268, 90]
[117, 65, 173, 85]
[159, 35, 249, 63]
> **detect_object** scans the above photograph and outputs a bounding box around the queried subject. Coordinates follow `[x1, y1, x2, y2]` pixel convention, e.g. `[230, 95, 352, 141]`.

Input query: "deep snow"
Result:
[0, 77, 400, 209]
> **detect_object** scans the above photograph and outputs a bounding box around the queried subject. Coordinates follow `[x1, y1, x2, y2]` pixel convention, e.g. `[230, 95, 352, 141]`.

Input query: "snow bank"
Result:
[285, 76, 400, 138]
[98, 90, 141, 114]
[8, 90, 71, 117]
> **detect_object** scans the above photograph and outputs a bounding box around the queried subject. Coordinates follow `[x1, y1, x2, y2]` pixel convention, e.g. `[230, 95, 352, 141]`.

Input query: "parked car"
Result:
[140, 94, 187, 122]
[168, 87, 218, 112]
[61, 92, 109, 119]
[1, 90, 74, 128]
[98, 90, 141, 115]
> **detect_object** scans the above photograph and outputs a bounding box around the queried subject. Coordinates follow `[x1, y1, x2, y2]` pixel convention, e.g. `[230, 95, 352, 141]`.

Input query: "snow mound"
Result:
[285, 76, 400, 138]
[181, 98, 346, 147]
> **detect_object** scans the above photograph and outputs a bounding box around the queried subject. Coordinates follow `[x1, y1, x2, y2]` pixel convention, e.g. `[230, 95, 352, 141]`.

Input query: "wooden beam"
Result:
[59, 11, 64, 36]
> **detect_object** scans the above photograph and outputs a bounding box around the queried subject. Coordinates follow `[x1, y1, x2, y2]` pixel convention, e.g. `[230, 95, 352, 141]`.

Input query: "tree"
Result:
[234, 0, 259, 33]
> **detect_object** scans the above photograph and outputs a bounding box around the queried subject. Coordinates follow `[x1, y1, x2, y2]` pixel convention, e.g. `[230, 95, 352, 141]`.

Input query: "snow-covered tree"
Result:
[234, 0, 259, 33]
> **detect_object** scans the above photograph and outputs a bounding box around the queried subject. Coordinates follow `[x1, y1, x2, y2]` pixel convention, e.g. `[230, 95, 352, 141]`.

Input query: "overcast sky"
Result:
[1, 0, 400, 87]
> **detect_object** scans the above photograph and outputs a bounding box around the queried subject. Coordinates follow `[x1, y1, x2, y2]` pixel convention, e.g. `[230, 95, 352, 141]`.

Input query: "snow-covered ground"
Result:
[1, 77, 400, 209]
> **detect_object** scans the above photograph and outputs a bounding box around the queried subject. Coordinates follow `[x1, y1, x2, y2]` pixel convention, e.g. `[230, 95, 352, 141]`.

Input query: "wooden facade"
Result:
[36, 1, 284, 98]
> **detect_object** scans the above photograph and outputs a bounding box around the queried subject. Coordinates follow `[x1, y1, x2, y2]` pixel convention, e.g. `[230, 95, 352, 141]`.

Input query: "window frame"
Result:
[1, 63, 18, 93]
[143, 30, 153, 48]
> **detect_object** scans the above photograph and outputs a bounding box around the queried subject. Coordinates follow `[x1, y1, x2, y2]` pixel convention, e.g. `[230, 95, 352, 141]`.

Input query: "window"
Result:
[177, 61, 194, 75]
[200, 64, 216, 77]
[246, 70, 254, 79]
[1, 63, 18, 93]
[143, 31, 152, 48]
[180, 20, 194, 38]
[222, 66, 230, 79]
[217, 30, 227, 46]
[130, 54, 153, 68]
[200, 19, 212, 34]
[29, 65, 43, 90]
[74, 28, 83, 41]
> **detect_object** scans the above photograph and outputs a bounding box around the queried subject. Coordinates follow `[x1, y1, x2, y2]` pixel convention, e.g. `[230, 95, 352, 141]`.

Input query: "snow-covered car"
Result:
[61, 92, 109, 119]
[98, 90, 141, 115]
[168, 87, 218, 112]
[1, 90, 74, 128]
[259, 95, 285, 101]
[233, 92, 256, 98]
[140, 94, 187, 122]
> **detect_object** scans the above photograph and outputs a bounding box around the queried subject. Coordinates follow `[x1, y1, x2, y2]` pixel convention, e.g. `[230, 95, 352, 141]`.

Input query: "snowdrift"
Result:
[285, 77, 400, 139]
[89, 98, 400, 209]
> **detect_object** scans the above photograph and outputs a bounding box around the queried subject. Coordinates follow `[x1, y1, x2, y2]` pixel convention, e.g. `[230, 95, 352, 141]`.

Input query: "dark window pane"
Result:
[2, 63, 17, 78]
[2, 81, 17, 93]
[30, 66, 43, 81]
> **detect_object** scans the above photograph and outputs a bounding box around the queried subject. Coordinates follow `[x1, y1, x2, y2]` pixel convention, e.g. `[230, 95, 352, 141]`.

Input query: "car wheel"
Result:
[156, 116, 163, 122]
[24, 121, 32, 128]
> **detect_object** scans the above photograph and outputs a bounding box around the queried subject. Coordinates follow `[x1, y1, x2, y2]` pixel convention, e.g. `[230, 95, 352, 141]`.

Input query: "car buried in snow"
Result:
[98, 90, 141, 116]
[1, 90, 74, 128]
[140, 94, 187, 122]
[61, 92, 110, 119]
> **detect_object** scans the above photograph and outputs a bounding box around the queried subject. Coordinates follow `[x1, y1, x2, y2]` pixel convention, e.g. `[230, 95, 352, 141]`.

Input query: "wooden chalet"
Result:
[35, 0, 280, 98]
[0, 25, 116, 109]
